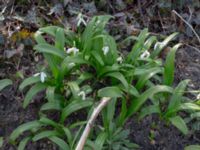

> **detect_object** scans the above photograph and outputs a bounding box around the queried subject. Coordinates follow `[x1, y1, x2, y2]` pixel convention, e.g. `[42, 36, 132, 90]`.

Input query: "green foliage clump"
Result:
[5, 15, 200, 149]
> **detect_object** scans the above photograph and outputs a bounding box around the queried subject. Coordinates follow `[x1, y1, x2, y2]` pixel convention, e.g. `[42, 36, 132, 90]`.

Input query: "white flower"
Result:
[117, 56, 123, 63]
[69, 62, 75, 67]
[197, 93, 200, 100]
[102, 46, 109, 55]
[34, 72, 47, 83]
[66, 47, 79, 55]
[78, 91, 86, 100]
[140, 50, 150, 59]
[77, 13, 87, 27]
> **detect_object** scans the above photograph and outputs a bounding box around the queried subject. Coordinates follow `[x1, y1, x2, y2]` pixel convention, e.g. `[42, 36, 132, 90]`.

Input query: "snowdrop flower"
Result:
[66, 47, 79, 55]
[78, 91, 86, 100]
[34, 72, 47, 83]
[69, 62, 75, 67]
[77, 13, 87, 27]
[197, 93, 200, 100]
[140, 50, 150, 59]
[102, 46, 109, 56]
[117, 56, 123, 64]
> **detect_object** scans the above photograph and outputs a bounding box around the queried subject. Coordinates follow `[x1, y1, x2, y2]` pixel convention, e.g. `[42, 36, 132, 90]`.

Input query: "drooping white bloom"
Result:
[34, 72, 47, 83]
[66, 47, 79, 55]
[197, 93, 200, 100]
[117, 56, 123, 63]
[140, 50, 150, 59]
[78, 91, 86, 100]
[77, 13, 87, 27]
[102, 46, 109, 55]
[69, 62, 75, 67]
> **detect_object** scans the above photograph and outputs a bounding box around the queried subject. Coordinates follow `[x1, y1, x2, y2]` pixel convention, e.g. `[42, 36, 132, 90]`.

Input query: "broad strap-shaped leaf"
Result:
[184, 145, 200, 150]
[165, 80, 190, 117]
[61, 100, 93, 123]
[91, 51, 104, 66]
[127, 85, 173, 117]
[23, 83, 47, 108]
[38, 26, 62, 37]
[10, 121, 41, 142]
[180, 103, 200, 111]
[46, 86, 55, 102]
[144, 36, 157, 50]
[40, 101, 62, 111]
[62, 127, 73, 143]
[68, 81, 80, 97]
[17, 136, 31, 150]
[32, 130, 60, 141]
[76, 72, 93, 85]
[55, 28, 65, 50]
[39, 117, 59, 128]
[139, 105, 161, 120]
[151, 32, 178, 58]
[169, 116, 188, 135]
[19, 76, 40, 91]
[105, 72, 128, 89]
[163, 43, 182, 86]
[0, 79, 12, 91]
[136, 67, 163, 90]
[48, 136, 70, 150]
[34, 43, 66, 58]
[127, 28, 149, 63]
[95, 132, 107, 150]
[98, 86, 123, 98]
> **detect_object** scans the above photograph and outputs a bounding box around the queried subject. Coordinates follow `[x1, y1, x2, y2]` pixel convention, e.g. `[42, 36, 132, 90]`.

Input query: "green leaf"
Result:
[184, 145, 200, 150]
[95, 132, 107, 150]
[127, 28, 149, 63]
[0, 79, 12, 91]
[39, 26, 61, 37]
[23, 83, 47, 108]
[139, 105, 160, 119]
[55, 28, 65, 50]
[17, 136, 31, 150]
[39, 117, 59, 128]
[76, 73, 93, 85]
[34, 43, 66, 58]
[151, 32, 178, 58]
[48, 136, 70, 150]
[19, 76, 40, 91]
[40, 101, 62, 111]
[62, 127, 72, 143]
[163, 43, 182, 86]
[0, 137, 3, 148]
[105, 72, 128, 89]
[10, 121, 41, 142]
[127, 85, 173, 117]
[68, 81, 80, 97]
[165, 80, 190, 117]
[98, 86, 123, 98]
[46, 86, 55, 102]
[61, 100, 93, 123]
[32, 130, 60, 141]
[136, 67, 163, 90]
[169, 116, 188, 135]
[91, 51, 104, 66]
[180, 103, 200, 111]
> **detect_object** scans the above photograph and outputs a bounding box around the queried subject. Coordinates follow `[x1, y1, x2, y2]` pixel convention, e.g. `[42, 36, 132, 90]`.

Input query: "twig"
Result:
[75, 97, 111, 150]
[172, 10, 200, 44]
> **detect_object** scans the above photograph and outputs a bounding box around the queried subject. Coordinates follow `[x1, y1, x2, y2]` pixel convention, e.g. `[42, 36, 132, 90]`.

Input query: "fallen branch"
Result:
[75, 97, 111, 150]
[172, 10, 200, 44]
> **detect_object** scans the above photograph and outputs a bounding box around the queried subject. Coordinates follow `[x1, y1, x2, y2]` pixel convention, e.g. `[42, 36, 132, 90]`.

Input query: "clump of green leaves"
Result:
[8, 15, 200, 149]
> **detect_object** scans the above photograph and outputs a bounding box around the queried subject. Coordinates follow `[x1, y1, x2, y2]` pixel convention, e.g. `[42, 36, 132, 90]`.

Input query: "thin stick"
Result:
[172, 10, 200, 44]
[75, 97, 111, 150]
